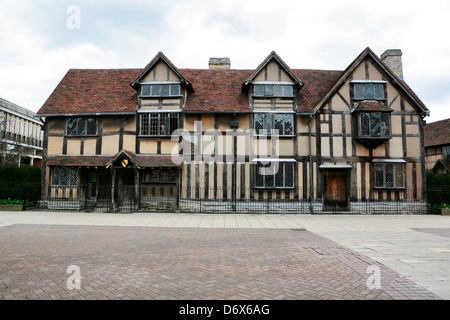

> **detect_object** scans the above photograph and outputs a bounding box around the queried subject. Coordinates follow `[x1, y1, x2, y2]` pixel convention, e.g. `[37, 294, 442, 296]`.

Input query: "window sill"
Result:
[357, 136, 391, 139]
[253, 187, 295, 190]
[138, 135, 174, 138]
[253, 134, 295, 138]
[141, 182, 177, 185]
[372, 187, 406, 191]
[66, 135, 99, 138]
[140, 95, 183, 99]
[253, 95, 294, 99]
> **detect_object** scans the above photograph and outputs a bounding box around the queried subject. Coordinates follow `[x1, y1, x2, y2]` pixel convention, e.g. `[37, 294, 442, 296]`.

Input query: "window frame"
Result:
[253, 113, 295, 137]
[139, 112, 179, 137]
[373, 161, 405, 190]
[141, 82, 182, 98]
[253, 160, 295, 190]
[66, 117, 98, 137]
[51, 167, 78, 187]
[141, 167, 179, 185]
[357, 112, 391, 139]
[253, 83, 294, 98]
[352, 81, 386, 101]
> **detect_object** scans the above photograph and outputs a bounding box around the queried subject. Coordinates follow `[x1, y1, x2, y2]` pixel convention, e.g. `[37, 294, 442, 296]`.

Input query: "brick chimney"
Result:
[209, 57, 231, 69]
[381, 49, 404, 80]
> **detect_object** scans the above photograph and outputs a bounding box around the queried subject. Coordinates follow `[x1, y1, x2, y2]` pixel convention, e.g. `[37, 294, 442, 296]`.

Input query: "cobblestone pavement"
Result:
[0, 224, 439, 300]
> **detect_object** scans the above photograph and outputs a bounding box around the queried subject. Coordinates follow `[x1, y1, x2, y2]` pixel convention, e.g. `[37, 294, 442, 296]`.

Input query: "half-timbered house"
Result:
[36, 47, 430, 213]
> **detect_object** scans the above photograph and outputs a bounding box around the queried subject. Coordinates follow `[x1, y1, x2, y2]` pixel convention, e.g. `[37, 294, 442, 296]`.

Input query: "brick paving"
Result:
[0, 224, 440, 300]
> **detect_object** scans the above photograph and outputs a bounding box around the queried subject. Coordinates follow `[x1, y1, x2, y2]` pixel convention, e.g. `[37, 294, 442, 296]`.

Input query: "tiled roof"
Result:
[46, 151, 182, 168]
[353, 101, 393, 113]
[38, 69, 141, 116]
[181, 69, 253, 112]
[36, 48, 425, 116]
[46, 155, 112, 167]
[294, 69, 343, 113]
[432, 159, 450, 173]
[37, 68, 343, 115]
[424, 118, 450, 147]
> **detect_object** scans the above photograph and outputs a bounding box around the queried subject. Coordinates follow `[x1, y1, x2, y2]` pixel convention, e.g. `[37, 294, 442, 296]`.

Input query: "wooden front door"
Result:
[115, 167, 135, 209]
[322, 169, 349, 211]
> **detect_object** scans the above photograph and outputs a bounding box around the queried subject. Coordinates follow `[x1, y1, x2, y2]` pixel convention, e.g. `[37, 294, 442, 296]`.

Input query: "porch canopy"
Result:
[46, 150, 183, 169]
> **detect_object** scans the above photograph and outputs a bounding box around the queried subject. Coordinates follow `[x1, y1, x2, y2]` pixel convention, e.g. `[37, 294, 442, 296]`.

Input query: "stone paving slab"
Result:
[0, 224, 440, 300]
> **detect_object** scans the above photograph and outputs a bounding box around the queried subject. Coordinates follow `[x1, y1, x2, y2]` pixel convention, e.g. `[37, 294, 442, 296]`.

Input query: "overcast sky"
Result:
[1, 0, 449, 123]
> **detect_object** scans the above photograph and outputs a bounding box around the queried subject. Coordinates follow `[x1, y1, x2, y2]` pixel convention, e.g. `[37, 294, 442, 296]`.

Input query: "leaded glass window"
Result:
[254, 161, 295, 189]
[139, 113, 178, 136]
[254, 113, 294, 137]
[66, 118, 97, 136]
[373, 162, 405, 189]
[353, 83, 385, 100]
[141, 84, 181, 97]
[51, 167, 78, 186]
[142, 168, 178, 184]
[253, 84, 294, 97]
[358, 112, 391, 138]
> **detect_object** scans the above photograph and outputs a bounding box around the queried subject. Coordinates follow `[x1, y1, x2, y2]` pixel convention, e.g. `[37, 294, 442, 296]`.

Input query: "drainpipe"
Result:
[309, 114, 314, 214]
[230, 114, 239, 212]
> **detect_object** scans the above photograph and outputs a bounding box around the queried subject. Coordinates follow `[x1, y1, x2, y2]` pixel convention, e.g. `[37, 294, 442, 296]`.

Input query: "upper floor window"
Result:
[66, 118, 97, 136]
[443, 146, 450, 160]
[353, 82, 385, 100]
[373, 162, 405, 189]
[253, 84, 294, 97]
[358, 112, 391, 138]
[139, 113, 179, 136]
[141, 83, 181, 97]
[254, 113, 294, 137]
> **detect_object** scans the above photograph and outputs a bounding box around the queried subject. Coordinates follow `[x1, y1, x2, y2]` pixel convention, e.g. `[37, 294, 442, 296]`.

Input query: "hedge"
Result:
[0, 163, 41, 205]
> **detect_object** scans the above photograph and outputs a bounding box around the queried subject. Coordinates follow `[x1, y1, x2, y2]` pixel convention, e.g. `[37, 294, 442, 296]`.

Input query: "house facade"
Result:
[424, 118, 450, 174]
[36, 48, 430, 213]
[1, 97, 43, 167]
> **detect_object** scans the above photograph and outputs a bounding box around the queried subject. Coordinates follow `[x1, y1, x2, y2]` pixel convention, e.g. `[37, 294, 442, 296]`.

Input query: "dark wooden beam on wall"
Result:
[401, 98, 407, 158]
[41, 120, 49, 198]
[96, 119, 103, 155]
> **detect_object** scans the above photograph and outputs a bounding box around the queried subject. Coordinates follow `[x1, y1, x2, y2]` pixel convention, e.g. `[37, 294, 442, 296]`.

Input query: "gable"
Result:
[130, 52, 192, 92]
[313, 48, 429, 116]
[244, 51, 303, 88]
[141, 61, 181, 83]
[253, 60, 295, 83]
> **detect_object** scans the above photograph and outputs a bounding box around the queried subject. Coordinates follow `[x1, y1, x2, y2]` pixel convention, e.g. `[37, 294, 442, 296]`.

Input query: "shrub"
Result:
[0, 164, 41, 206]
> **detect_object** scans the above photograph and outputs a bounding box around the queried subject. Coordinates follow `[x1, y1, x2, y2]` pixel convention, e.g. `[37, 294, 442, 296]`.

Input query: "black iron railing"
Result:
[7, 185, 442, 215]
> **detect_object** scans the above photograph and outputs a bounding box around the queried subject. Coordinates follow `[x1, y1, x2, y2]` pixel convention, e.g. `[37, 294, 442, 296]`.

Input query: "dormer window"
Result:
[141, 83, 181, 97]
[253, 83, 294, 97]
[352, 81, 386, 101]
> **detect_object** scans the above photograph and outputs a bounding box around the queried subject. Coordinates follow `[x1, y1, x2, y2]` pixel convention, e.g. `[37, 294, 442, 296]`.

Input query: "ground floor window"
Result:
[51, 167, 78, 187]
[141, 168, 178, 184]
[373, 162, 405, 189]
[254, 160, 295, 189]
